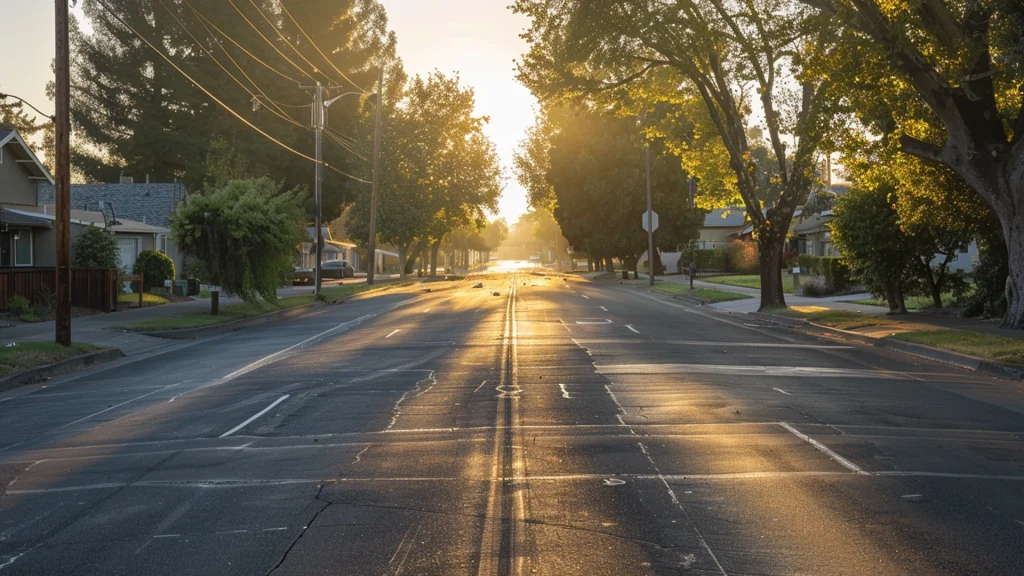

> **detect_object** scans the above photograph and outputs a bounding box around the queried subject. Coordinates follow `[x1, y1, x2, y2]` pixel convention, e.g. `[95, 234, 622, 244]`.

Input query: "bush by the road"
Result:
[73, 225, 119, 271]
[171, 177, 305, 303]
[133, 250, 176, 290]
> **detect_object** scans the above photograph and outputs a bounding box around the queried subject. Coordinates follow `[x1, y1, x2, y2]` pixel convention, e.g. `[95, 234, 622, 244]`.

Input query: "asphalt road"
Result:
[1, 271, 1023, 575]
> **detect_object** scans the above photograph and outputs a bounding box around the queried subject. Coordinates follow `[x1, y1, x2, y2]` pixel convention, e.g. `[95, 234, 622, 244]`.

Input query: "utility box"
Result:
[186, 278, 200, 296]
[173, 280, 188, 297]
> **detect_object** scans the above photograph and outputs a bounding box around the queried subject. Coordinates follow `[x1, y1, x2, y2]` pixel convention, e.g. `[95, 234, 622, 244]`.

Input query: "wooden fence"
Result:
[0, 268, 117, 313]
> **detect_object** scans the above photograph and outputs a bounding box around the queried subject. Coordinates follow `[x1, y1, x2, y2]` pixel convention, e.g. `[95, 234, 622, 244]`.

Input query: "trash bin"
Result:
[186, 278, 200, 296]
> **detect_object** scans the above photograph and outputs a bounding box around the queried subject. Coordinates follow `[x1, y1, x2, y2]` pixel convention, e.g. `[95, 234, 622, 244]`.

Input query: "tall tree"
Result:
[801, 0, 1024, 327]
[515, 0, 839, 308]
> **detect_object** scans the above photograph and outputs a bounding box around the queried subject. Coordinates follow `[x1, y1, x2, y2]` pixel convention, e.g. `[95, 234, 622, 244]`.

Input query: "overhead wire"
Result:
[276, 0, 367, 93]
[183, 0, 300, 86]
[323, 127, 369, 161]
[157, 0, 311, 132]
[225, 0, 320, 84]
[94, 0, 370, 184]
[247, 0, 338, 87]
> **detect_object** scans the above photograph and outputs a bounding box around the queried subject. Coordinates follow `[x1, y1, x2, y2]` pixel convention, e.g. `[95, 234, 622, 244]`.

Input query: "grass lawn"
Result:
[654, 283, 752, 303]
[703, 274, 795, 293]
[846, 293, 953, 311]
[772, 306, 898, 330]
[892, 330, 1024, 365]
[125, 282, 407, 331]
[118, 293, 170, 307]
[0, 342, 102, 376]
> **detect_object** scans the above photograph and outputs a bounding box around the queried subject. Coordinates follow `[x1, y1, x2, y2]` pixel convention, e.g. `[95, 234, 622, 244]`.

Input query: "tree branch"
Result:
[899, 134, 945, 164]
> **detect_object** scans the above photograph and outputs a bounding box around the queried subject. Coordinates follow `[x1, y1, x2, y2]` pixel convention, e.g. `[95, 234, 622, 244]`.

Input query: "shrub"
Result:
[718, 240, 758, 274]
[73, 225, 120, 270]
[133, 250, 176, 290]
[171, 177, 305, 303]
[800, 275, 832, 297]
[822, 258, 854, 293]
[6, 295, 31, 316]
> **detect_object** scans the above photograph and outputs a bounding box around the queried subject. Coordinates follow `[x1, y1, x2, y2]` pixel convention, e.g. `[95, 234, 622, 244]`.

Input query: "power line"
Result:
[277, 0, 366, 93]
[247, 0, 337, 87]
[157, 0, 310, 132]
[225, 0, 319, 84]
[323, 127, 369, 161]
[183, 0, 300, 86]
[94, 0, 370, 184]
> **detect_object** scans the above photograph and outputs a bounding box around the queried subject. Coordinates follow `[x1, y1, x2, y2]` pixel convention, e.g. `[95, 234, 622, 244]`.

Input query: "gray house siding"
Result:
[0, 145, 40, 207]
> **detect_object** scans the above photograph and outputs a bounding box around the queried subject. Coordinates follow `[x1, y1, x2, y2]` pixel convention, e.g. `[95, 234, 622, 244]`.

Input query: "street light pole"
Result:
[645, 145, 654, 287]
[367, 68, 383, 286]
[54, 0, 72, 346]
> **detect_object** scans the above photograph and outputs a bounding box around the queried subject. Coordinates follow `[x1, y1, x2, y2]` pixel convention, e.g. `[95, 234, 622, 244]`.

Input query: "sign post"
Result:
[210, 285, 221, 316]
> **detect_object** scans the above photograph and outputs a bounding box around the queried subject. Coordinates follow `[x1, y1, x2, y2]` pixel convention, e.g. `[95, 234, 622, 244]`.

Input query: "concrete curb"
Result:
[669, 293, 710, 306]
[0, 347, 125, 393]
[131, 301, 326, 340]
[751, 311, 1024, 381]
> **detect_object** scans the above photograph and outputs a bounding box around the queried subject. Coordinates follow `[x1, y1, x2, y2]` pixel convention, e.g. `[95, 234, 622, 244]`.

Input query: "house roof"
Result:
[11, 205, 169, 234]
[35, 182, 186, 228]
[793, 211, 833, 234]
[703, 208, 747, 228]
[0, 208, 52, 228]
[0, 129, 54, 185]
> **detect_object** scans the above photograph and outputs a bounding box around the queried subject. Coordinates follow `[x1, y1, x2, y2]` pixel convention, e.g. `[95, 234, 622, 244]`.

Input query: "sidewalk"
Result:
[638, 273, 1023, 340]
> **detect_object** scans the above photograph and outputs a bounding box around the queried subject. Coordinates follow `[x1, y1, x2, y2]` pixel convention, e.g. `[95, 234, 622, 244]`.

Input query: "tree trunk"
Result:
[1002, 214, 1024, 327]
[398, 245, 408, 280]
[885, 280, 908, 314]
[757, 236, 786, 309]
[405, 239, 427, 276]
[430, 242, 440, 277]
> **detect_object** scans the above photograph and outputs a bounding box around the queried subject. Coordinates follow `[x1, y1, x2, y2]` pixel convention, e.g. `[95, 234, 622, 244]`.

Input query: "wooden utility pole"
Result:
[366, 68, 384, 285]
[54, 0, 72, 346]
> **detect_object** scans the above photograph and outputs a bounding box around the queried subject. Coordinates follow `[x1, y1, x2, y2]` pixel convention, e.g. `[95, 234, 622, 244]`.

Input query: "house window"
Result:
[13, 229, 32, 267]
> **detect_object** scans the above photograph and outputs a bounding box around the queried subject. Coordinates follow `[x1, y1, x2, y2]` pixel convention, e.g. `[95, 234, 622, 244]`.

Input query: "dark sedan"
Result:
[321, 259, 355, 279]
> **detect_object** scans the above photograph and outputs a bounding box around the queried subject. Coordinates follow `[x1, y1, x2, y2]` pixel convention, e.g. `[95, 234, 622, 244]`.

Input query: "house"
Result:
[36, 177, 186, 275]
[300, 226, 360, 270]
[0, 128, 68, 267]
[793, 210, 841, 257]
[697, 208, 747, 249]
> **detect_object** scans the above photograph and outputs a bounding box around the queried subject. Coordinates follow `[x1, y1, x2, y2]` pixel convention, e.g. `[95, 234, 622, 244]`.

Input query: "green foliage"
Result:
[6, 295, 31, 316]
[73, 225, 120, 270]
[133, 251, 176, 290]
[718, 241, 759, 275]
[71, 0, 394, 221]
[796, 256, 854, 294]
[171, 178, 305, 303]
[962, 226, 1010, 319]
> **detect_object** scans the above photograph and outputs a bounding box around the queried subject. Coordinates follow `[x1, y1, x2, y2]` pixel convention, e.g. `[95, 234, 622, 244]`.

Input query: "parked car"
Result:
[321, 259, 355, 279]
[291, 266, 314, 285]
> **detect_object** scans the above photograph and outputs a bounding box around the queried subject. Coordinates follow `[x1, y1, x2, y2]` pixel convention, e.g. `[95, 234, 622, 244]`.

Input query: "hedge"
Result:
[796, 255, 854, 293]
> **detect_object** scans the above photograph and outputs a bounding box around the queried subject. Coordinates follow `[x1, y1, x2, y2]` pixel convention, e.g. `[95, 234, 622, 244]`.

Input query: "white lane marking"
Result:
[595, 364, 906, 379]
[558, 319, 572, 332]
[571, 339, 853, 349]
[423, 308, 432, 313]
[602, 478, 625, 486]
[575, 319, 612, 325]
[779, 422, 865, 474]
[558, 383, 572, 399]
[220, 395, 290, 438]
[473, 380, 488, 393]
[773, 388, 792, 395]
[385, 329, 401, 339]
[599, 306, 607, 311]
[221, 314, 375, 383]
[625, 325, 641, 334]
[581, 295, 590, 299]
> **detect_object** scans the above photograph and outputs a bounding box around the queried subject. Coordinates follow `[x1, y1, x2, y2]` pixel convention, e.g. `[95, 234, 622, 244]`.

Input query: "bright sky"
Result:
[2, 1, 535, 224]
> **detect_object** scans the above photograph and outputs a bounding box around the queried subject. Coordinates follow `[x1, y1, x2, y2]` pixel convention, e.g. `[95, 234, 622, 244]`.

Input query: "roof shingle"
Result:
[35, 182, 186, 228]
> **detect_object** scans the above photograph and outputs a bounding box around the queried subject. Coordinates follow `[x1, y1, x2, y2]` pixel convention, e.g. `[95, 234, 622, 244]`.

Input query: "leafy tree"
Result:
[830, 177, 914, 314]
[170, 177, 305, 302]
[133, 250, 176, 290]
[73, 225, 120, 271]
[71, 0, 392, 221]
[514, 0, 840, 308]
[346, 72, 502, 278]
[801, 0, 1024, 327]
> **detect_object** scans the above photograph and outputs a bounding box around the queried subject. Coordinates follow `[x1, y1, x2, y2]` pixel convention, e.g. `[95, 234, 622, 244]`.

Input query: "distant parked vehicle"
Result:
[321, 259, 355, 279]
[291, 266, 314, 285]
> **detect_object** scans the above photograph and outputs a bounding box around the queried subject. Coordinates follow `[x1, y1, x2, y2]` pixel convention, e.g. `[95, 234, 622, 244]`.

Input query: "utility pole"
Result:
[645, 145, 654, 287]
[367, 68, 383, 286]
[312, 82, 324, 297]
[54, 0, 72, 346]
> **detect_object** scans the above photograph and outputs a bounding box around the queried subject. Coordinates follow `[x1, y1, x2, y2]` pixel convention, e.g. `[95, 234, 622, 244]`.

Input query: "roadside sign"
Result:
[642, 210, 659, 233]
